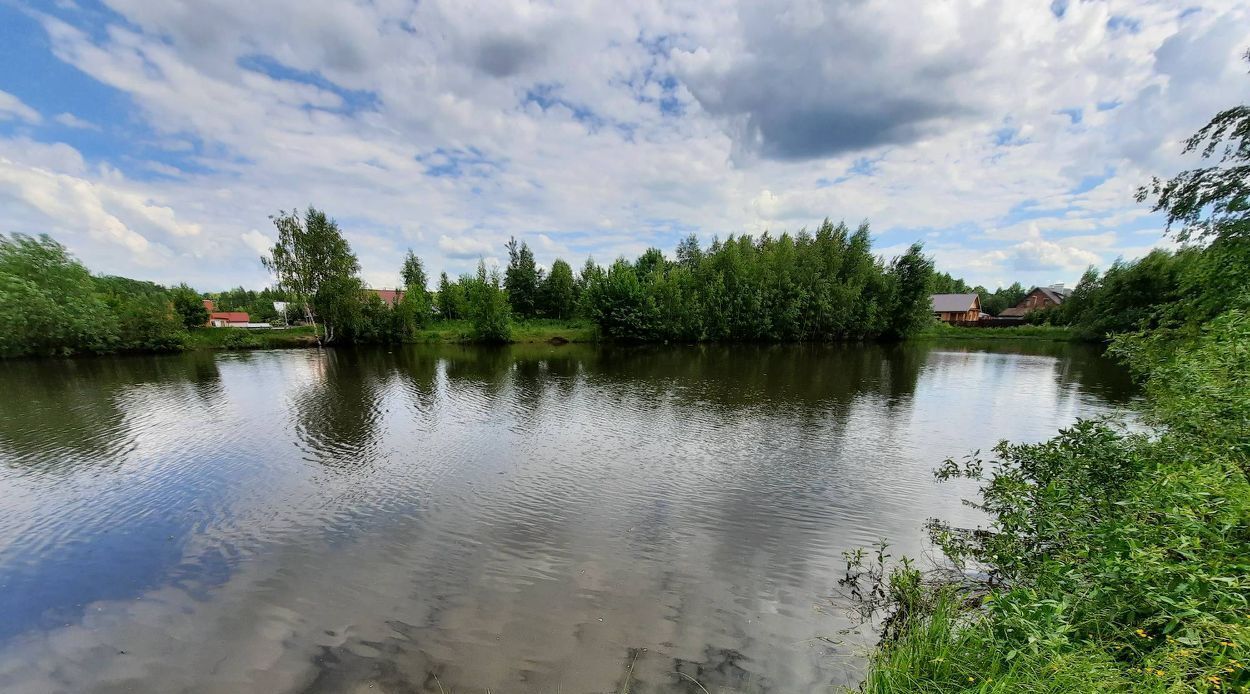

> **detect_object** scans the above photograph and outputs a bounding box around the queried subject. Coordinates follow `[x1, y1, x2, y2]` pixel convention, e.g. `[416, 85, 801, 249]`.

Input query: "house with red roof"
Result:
[202, 299, 254, 327]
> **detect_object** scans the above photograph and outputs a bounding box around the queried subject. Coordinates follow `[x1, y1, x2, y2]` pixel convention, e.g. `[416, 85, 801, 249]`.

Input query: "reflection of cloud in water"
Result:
[0, 343, 1136, 692]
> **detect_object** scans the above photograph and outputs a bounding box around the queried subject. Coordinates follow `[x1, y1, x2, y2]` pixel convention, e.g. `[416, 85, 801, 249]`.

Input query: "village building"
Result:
[998, 284, 1072, 318]
[201, 300, 269, 328]
[930, 293, 982, 323]
[372, 288, 404, 306]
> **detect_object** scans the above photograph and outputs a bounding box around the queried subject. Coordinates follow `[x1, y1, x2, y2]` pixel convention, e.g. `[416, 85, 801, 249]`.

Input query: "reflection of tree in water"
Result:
[0, 353, 223, 474]
[290, 348, 392, 470]
[388, 346, 440, 414]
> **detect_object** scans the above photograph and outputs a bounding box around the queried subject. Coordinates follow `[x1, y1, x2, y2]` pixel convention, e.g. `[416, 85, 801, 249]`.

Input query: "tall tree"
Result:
[400, 250, 428, 290]
[541, 258, 578, 319]
[262, 207, 360, 344]
[675, 234, 702, 268]
[503, 237, 541, 318]
[435, 271, 466, 319]
[398, 250, 432, 327]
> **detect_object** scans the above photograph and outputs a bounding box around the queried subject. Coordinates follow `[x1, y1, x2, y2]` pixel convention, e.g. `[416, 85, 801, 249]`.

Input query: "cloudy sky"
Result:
[0, 0, 1247, 291]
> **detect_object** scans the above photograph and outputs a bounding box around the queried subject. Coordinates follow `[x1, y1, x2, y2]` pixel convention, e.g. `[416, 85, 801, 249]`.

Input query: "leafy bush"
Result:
[855, 299, 1250, 693]
[465, 261, 512, 343]
[0, 234, 119, 357]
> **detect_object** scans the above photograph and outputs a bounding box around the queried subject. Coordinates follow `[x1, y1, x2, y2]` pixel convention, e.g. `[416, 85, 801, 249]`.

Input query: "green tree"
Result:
[504, 237, 541, 318]
[0, 233, 117, 357]
[171, 283, 208, 329]
[262, 207, 361, 343]
[465, 261, 512, 342]
[400, 250, 428, 290]
[675, 234, 702, 268]
[397, 251, 432, 328]
[540, 258, 578, 319]
[1137, 56, 1250, 246]
[435, 271, 467, 320]
[885, 243, 936, 339]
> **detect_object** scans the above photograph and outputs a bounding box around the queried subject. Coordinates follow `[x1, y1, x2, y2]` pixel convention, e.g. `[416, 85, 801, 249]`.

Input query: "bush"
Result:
[465, 262, 512, 343]
[856, 302, 1250, 693]
[0, 234, 118, 357]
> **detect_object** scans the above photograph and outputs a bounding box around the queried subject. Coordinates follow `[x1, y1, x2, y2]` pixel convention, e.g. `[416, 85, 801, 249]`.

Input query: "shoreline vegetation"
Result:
[845, 71, 1250, 693]
[0, 208, 1197, 359]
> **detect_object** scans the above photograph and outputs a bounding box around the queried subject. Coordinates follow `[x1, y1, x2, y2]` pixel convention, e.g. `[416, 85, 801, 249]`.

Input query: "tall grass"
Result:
[852, 303, 1250, 693]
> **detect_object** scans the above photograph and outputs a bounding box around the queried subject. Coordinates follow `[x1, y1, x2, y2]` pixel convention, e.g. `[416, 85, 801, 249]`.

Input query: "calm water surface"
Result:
[0, 342, 1135, 693]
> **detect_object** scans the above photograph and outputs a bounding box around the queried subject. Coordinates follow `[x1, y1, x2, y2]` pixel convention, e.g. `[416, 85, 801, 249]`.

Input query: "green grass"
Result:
[856, 593, 1141, 694]
[184, 325, 320, 350]
[413, 318, 598, 344]
[915, 322, 1076, 341]
[188, 320, 598, 351]
[852, 305, 1250, 694]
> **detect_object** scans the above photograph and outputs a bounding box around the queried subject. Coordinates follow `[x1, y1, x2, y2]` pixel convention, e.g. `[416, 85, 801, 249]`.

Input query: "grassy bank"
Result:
[851, 306, 1250, 693]
[186, 320, 597, 351]
[185, 325, 321, 350]
[915, 322, 1077, 341]
[413, 319, 597, 344]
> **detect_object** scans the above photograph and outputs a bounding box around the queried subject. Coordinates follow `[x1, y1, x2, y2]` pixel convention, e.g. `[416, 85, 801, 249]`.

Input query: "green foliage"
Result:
[170, 283, 209, 329]
[435, 271, 467, 320]
[204, 285, 291, 322]
[400, 249, 428, 290]
[1056, 249, 1194, 340]
[465, 261, 512, 342]
[0, 234, 186, 356]
[397, 250, 434, 332]
[540, 258, 578, 319]
[392, 284, 432, 339]
[859, 307, 1250, 691]
[1136, 51, 1250, 246]
[504, 236, 542, 318]
[103, 290, 186, 352]
[581, 220, 934, 342]
[263, 207, 361, 342]
[856, 83, 1250, 693]
[918, 322, 1075, 341]
[978, 282, 1028, 317]
[0, 234, 117, 357]
[931, 271, 971, 295]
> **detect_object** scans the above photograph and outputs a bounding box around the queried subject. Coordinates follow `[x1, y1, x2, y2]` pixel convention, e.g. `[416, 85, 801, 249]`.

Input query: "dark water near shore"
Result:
[0, 342, 1135, 693]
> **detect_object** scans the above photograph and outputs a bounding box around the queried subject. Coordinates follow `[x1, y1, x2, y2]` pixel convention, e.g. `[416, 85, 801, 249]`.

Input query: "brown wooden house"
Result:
[998, 284, 1072, 318]
[930, 293, 982, 323]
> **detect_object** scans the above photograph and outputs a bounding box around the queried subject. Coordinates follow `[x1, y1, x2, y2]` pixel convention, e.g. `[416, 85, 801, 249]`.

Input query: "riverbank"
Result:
[850, 308, 1250, 693]
[185, 319, 598, 351]
[185, 321, 1079, 353]
[413, 319, 597, 344]
[915, 323, 1076, 341]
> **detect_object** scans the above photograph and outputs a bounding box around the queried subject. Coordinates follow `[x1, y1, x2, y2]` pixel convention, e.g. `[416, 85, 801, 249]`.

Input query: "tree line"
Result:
[261, 212, 937, 345]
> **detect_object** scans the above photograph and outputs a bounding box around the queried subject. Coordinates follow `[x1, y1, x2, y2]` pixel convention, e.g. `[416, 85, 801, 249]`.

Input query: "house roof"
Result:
[373, 288, 403, 305]
[209, 311, 250, 322]
[930, 293, 980, 312]
[1033, 286, 1072, 304]
[998, 306, 1031, 317]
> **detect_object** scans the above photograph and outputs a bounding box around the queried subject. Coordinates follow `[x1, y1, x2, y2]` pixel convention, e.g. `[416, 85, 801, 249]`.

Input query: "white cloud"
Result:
[0, 89, 41, 124]
[240, 228, 271, 256]
[0, 0, 1241, 290]
[52, 112, 99, 130]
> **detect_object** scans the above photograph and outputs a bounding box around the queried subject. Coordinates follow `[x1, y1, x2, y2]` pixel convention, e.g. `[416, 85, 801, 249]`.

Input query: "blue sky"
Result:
[0, 0, 1248, 291]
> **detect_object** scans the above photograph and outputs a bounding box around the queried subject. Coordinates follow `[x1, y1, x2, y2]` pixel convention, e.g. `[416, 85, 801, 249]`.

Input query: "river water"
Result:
[0, 342, 1135, 693]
